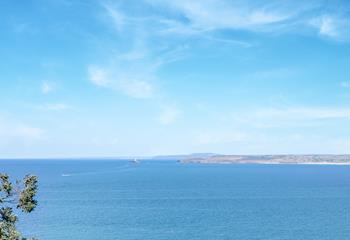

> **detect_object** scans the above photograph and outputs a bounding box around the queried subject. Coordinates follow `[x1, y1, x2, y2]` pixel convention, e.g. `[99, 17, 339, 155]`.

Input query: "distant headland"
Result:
[180, 154, 350, 165]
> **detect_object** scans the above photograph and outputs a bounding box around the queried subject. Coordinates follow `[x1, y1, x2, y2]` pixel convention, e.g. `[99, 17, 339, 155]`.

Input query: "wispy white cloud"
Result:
[11, 125, 44, 139]
[88, 65, 109, 87]
[341, 81, 350, 88]
[230, 107, 350, 129]
[118, 78, 154, 99]
[96, 1, 284, 100]
[309, 15, 350, 41]
[90, 2, 192, 99]
[318, 16, 338, 37]
[0, 115, 46, 155]
[41, 81, 55, 94]
[194, 132, 248, 145]
[149, 0, 292, 31]
[103, 3, 125, 32]
[88, 64, 155, 99]
[38, 103, 72, 111]
[310, 15, 339, 38]
[0, 118, 44, 141]
[144, 0, 350, 41]
[158, 106, 180, 125]
[254, 107, 350, 121]
[248, 68, 297, 80]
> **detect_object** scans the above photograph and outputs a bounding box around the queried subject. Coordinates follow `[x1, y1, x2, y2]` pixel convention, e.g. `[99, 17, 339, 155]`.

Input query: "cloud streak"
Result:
[158, 106, 180, 125]
[254, 107, 350, 120]
[41, 81, 54, 94]
[149, 0, 292, 31]
[88, 64, 155, 99]
[38, 103, 72, 111]
[0, 118, 44, 141]
[88, 66, 109, 87]
[230, 107, 350, 129]
[143, 0, 350, 41]
[309, 15, 350, 41]
[341, 81, 350, 88]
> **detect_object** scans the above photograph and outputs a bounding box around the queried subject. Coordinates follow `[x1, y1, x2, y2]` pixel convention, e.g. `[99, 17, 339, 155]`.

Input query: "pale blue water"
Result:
[1, 160, 350, 240]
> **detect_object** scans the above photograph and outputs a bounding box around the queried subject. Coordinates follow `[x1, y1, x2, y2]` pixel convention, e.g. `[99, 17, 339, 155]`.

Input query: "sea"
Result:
[1, 160, 350, 240]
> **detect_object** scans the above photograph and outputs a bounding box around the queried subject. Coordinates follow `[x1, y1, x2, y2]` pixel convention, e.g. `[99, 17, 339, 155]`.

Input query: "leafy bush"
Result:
[0, 174, 38, 240]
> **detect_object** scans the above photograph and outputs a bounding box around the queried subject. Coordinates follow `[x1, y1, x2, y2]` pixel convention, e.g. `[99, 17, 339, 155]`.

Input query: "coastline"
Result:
[181, 161, 350, 165]
[180, 154, 350, 165]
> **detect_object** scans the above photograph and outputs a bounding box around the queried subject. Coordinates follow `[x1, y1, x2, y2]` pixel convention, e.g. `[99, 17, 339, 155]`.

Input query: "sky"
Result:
[1, 0, 350, 158]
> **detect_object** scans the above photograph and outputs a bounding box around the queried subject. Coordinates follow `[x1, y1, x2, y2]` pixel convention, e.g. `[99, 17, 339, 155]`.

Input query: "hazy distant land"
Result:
[180, 155, 350, 165]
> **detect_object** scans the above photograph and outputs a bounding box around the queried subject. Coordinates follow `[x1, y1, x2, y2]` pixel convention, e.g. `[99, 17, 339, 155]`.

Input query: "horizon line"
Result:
[2, 153, 350, 160]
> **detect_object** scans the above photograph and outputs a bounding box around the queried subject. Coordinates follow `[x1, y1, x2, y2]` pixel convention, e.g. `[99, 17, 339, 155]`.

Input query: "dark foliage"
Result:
[0, 174, 38, 240]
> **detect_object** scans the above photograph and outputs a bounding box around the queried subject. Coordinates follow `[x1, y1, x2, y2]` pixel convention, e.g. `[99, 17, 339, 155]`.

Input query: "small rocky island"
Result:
[180, 155, 350, 165]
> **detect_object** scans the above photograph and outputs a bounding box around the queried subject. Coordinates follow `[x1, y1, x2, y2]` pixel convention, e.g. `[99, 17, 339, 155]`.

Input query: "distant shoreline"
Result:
[180, 154, 350, 165]
[181, 161, 350, 165]
[2, 154, 350, 165]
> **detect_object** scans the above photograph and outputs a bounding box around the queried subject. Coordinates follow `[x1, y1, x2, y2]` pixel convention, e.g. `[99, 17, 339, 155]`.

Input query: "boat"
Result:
[131, 158, 140, 164]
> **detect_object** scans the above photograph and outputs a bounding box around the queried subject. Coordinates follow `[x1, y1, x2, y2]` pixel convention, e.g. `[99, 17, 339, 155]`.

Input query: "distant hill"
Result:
[152, 153, 219, 160]
[181, 154, 350, 165]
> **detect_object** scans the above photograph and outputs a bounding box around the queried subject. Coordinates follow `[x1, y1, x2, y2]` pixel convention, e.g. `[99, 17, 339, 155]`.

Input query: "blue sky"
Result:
[1, 0, 350, 158]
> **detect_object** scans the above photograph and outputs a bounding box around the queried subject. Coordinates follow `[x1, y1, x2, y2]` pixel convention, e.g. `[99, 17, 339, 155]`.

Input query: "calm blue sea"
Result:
[1, 160, 350, 240]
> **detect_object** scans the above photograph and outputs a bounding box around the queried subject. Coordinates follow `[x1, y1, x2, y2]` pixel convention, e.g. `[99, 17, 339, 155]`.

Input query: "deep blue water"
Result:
[1, 160, 350, 240]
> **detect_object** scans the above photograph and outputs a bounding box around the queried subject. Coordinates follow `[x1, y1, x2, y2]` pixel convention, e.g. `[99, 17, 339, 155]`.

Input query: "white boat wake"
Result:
[60, 163, 136, 177]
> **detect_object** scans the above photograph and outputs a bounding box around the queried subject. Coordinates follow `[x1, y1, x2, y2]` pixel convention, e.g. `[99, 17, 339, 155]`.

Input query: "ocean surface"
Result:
[1, 160, 350, 240]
